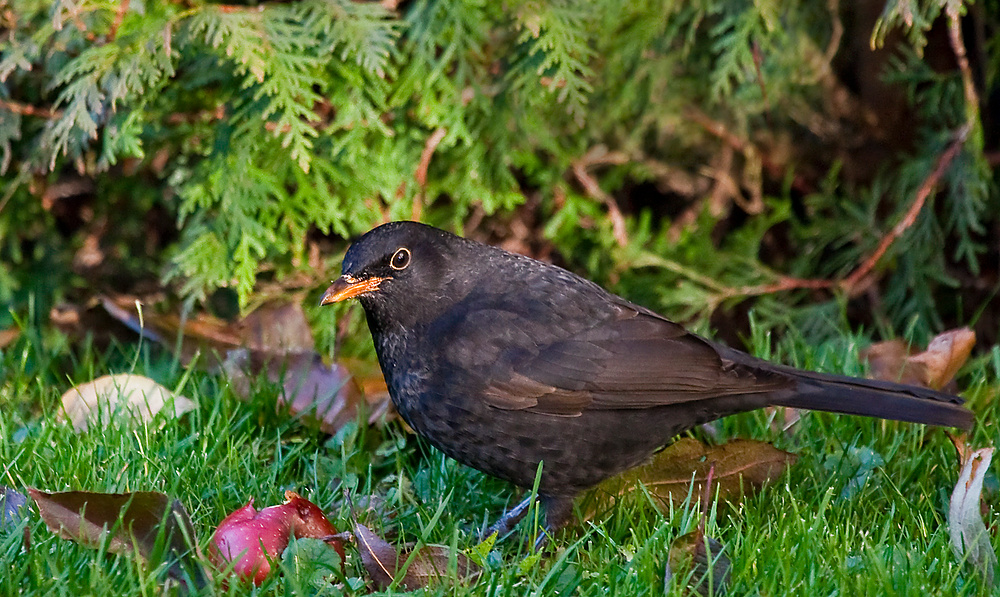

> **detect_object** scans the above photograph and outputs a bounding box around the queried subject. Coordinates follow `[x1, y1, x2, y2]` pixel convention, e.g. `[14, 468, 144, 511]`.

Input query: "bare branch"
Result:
[0, 99, 62, 119]
[572, 147, 628, 246]
[840, 124, 970, 294]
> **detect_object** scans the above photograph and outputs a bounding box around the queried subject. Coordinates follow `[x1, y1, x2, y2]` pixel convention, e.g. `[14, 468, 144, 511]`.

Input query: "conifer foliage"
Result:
[1, 0, 997, 344]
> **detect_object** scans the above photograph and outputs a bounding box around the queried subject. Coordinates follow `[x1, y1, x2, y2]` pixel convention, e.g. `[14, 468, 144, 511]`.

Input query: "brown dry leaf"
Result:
[766, 405, 801, 435]
[59, 374, 196, 432]
[862, 339, 913, 384]
[948, 432, 973, 468]
[404, 545, 481, 588]
[28, 489, 208, 589]
[101, 296, 313, 359]
[665, 531, 731, 596]
[586, 438, 796, 517]
[50, 300, 153, 349]
[353, 522, 480, 591]
[100, 295, 243, 366]
[861, 327, 976, 390]
[100, 295, 396, 433]
[0, 328, 19, 349]
[223, 350, 393, 432]
[908, 328, 977, 390]
[353, 521, 399, 590]
[236, 301, 315, 354]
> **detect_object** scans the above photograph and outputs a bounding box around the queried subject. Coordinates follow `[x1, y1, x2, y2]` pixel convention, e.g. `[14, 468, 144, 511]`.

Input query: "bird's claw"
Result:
[482, 494, 533, 541]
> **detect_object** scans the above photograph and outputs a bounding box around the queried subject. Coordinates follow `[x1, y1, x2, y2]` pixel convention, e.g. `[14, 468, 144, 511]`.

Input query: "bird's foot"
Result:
[482, 494, 533, 541]
[482, 494, 574, 551]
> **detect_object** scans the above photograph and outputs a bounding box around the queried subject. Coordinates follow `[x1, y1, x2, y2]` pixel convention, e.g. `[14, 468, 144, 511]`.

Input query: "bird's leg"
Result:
[484, 494, 576, 549]
[483, 494, 533, 540]
[542, 495, 574, 531]
[532, 495, 574, 550]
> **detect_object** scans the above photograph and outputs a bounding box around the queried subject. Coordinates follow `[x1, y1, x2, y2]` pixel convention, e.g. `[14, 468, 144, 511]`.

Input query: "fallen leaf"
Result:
[908, 328, 977, 390]
[948, 432, 973, 468]
[353, 521, 400, 590]
[862, 327, 976, 390]
[1, 486, 28, 530]
[223, 349, 392, 433]
[767, 405, 801, 435]
[352, 522, 480, 590]
[665, 532, 731, 596]
[861, 339, 914, 384]
[100, 295, 396, 434]
[99, 295, 240, 364]
[28, 489, 207, 589]
[50, 301, 152, 349]
[59, 374, 196, 432]
[404, 545, 482, 588]
[0, 328, 19, 349]
[100, 296, 314, 363]
[236, 301, 315, 354]
[587, 438, 796, 516]
[948, 447, 998, 584]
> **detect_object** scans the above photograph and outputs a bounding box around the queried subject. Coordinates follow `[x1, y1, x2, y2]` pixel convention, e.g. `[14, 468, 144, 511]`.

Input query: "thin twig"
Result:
[840, 124, 970, 293]
[0, 99, 62, 119]
[687, 108, 747, 154]
[572, 147, 629, 246]
[412, 127, 447, 221]
[719, 276, 832, 302]
[824, 0, 843, 64]
[108, 0, 130, 41]
[415, 127, 447, 189]
[687, 107, 813, 195]
[945, 4, 979, 123]
[751, 41, 772, 128]
[637, 128, 968, 306]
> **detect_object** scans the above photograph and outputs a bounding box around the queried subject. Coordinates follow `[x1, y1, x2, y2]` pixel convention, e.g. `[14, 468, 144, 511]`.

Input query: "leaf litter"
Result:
[99, 294, 394, 434]
[27, 489, 208, 591]
[586, 437, 796, 515]
[59, 374, 196, 432]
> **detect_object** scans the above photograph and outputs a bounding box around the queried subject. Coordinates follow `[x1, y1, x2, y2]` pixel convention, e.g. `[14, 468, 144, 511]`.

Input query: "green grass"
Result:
[1, 325, 998, 596]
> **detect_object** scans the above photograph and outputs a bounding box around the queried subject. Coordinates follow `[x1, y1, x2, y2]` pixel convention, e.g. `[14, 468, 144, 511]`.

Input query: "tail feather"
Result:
[768, 367, 973, 430]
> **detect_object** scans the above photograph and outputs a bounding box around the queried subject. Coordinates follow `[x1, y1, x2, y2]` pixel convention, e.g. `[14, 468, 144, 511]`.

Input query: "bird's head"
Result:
[320, 221, 474, 330]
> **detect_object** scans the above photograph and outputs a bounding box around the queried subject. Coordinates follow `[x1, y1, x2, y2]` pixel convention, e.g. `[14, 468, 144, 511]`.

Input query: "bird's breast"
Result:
[372, 329, 433, 415]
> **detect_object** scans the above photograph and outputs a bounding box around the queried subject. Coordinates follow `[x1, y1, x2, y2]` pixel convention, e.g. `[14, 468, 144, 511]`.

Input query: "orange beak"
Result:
[320, 275, 386, 305]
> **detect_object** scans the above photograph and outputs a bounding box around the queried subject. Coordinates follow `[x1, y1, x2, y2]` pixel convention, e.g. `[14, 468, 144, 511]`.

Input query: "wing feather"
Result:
[438, 299, 792, 417]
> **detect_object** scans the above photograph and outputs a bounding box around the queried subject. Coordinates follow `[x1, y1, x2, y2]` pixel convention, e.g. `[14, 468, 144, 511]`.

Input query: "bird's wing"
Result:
[438, 300, 791, 416]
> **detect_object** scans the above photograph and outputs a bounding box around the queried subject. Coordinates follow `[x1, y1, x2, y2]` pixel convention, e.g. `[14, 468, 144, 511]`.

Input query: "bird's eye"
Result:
[390, 247, 411, 270]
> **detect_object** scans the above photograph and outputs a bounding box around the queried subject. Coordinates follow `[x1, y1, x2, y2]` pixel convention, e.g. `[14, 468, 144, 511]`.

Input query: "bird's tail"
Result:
[768, 366, 974, 430]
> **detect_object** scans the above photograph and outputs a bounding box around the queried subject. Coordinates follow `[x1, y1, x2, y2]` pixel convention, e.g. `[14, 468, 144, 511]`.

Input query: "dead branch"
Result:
[946, 5, 980, 122]
[840, 124, 970, 293]
[411, 127, 447, 221]
[572, 147, 628, 247]
[0, 99, 62, 120]
[415, 127, 447, 189]
[687, 107, 813, 196]
[108, 0, 130, 41]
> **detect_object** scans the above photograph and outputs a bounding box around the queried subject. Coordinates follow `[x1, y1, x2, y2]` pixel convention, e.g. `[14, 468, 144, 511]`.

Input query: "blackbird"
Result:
[321, 221, 973, 536]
